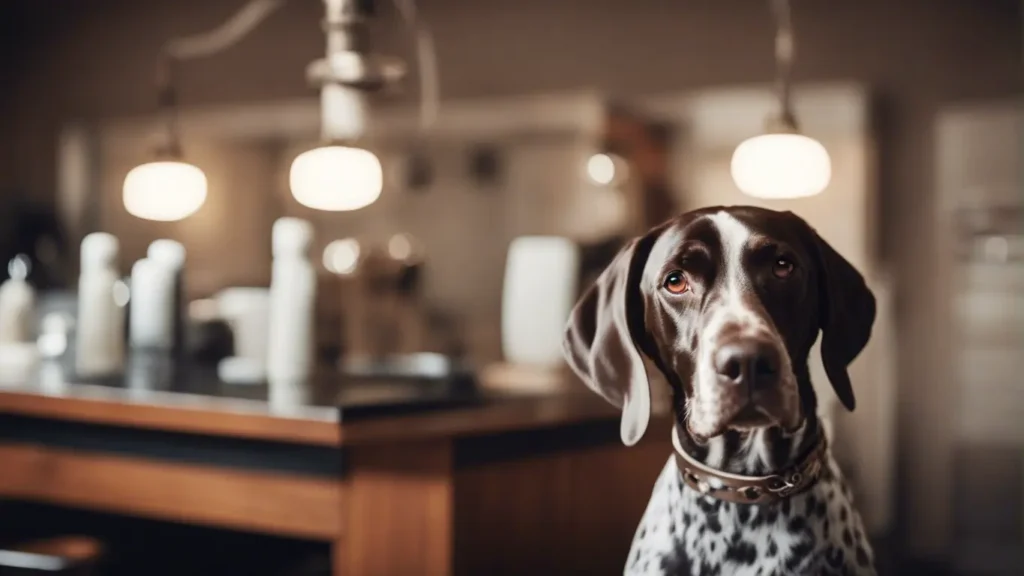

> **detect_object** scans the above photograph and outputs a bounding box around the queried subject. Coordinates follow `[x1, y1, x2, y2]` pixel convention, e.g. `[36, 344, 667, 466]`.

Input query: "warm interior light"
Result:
[289, 145, 383, 211]
[387, 233, 414, 261]
[586, 153, 616, 186]
[123, 161, 207, 221]
[730, 133, 831, 199]
[322, 238, 361, 275]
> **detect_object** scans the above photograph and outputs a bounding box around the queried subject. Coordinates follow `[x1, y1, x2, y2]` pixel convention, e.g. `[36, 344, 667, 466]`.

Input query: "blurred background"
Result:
[0, 0, 1020, 575]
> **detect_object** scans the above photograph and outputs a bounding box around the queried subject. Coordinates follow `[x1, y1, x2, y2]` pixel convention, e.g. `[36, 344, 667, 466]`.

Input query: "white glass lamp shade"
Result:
[123, 161, 208, 221]
[289, 145, 383, 211]
[730, 133, 832, 199]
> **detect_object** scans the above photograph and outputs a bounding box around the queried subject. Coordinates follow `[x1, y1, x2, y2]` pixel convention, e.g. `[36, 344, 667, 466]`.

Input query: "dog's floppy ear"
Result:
[809, 227, 876, 412]
[563, 226, 664, 446]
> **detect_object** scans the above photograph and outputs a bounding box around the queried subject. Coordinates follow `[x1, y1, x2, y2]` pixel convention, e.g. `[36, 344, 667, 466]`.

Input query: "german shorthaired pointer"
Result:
[564, 206, 877, 575]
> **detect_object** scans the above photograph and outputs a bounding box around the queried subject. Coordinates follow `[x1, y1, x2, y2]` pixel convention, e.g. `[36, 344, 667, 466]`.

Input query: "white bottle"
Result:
[137, 239, 186, 352]
[0, 255, 36, 344]
[129, 257, 175, 350]
[126, 255, 176, 394]
[75, 232, 125, 378]
[266, 218, 317, 402]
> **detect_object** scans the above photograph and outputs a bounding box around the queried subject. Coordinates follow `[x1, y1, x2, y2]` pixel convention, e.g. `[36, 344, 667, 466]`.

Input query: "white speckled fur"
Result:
[625, 455, 876, 576]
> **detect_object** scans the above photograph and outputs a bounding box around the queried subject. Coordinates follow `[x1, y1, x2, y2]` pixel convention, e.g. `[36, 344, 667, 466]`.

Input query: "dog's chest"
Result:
[626, 458, 876, 576]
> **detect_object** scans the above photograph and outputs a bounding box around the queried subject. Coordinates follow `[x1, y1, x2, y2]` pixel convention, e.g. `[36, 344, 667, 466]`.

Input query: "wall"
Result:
[2, 0, 1021, 560]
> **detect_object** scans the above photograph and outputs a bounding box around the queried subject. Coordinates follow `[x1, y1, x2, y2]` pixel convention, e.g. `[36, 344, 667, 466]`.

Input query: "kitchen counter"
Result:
[0, 363, 673, 575]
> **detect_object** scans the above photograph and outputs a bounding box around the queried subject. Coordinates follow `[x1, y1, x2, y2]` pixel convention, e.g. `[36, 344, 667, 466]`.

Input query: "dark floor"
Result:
[874, 536, 1024, 576]
[2, 501, 1019, 576]
[0, 502, 330, 576]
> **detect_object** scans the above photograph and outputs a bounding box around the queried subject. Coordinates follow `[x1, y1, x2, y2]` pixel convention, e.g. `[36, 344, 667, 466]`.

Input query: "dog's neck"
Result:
[674, 412, 821, 477]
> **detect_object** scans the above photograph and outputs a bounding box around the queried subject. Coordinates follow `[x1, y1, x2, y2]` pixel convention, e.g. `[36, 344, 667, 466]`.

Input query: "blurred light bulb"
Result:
[323, 238, 361, 275]
[586, 153, 617, 186]
[289, 146, 383, 211]
[731, 133, 831, 199]
[123, 161, 207, 221]
[388, 233, 413, 261]
[983, 235, 1009, 263]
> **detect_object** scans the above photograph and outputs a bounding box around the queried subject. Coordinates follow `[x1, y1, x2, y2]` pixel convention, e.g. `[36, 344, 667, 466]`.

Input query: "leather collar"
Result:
[672, 424, 827, 505]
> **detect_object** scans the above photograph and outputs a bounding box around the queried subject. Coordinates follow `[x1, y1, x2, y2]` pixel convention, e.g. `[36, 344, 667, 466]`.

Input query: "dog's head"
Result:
[563, 206, 875, 446]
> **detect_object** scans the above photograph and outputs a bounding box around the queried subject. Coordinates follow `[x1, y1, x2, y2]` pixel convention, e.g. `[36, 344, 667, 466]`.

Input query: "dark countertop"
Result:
[0, 362, 619, 447]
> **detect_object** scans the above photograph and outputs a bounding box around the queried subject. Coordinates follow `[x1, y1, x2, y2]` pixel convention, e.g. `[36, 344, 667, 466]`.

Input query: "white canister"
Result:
[216, 287, 270, 385]
[147, 240, 186, 272]
[147, 239, 187, 354]
[129, 258, 176, 350]
[217, 287, 270, 361]
[500, 236, 580, 367]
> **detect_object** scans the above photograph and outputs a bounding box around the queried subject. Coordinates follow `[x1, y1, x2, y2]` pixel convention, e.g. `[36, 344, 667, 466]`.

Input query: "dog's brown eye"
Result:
[773, 257, 795, 279]
[664, 271, 688, 294]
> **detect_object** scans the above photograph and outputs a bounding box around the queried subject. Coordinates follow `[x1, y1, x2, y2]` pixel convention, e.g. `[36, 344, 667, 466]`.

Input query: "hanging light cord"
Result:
[153, 0, 440, 154]
[391, 0, 440, 134]
[770, 0, 797, 130]
[164, 0, 288, 60]
[155, 0, 288, 157]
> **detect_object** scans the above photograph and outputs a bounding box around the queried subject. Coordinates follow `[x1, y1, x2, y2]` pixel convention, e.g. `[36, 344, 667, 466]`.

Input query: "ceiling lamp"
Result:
[294, 0, 439, 210]
[292, 0, 393, 211]
[123, 160, 207, 222]
[121, 53, 209, 222]
[124, 0, 287, 222]
[127, 0, 437, 219]
[730, 0, 831, 200]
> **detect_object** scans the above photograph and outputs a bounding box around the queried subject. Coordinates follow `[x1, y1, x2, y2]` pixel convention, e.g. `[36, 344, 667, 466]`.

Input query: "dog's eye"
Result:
[772, 257, 795, 279]
[663, 271, 689, 294]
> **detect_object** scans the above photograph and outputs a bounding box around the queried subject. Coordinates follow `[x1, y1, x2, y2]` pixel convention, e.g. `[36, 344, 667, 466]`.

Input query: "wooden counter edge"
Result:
[0, 388, 646, 448]
[0, 390, 342, 447]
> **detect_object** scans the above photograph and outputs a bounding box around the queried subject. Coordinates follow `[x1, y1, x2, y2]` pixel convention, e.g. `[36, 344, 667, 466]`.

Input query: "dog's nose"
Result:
[714, 339, 780, 390]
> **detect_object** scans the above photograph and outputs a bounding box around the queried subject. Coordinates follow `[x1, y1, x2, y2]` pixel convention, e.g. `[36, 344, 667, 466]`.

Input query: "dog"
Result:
[563, 206, 877, 576]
